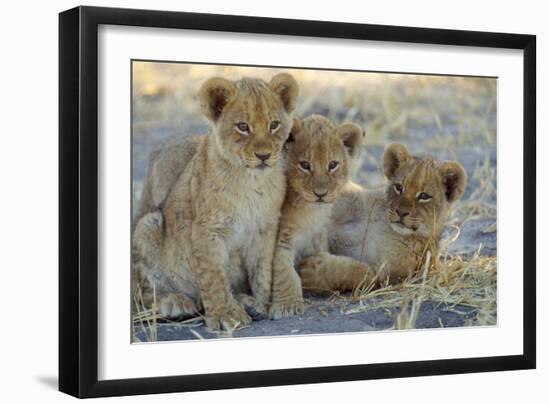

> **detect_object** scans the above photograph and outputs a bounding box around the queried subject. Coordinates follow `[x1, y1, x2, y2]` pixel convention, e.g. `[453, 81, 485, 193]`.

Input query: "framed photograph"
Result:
[59, 6, 536, 398]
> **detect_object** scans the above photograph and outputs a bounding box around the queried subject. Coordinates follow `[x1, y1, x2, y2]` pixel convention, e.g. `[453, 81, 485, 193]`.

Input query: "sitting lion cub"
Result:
[298, 143, 467, 291]
[133, 73, 298, 331]
[269, 115, 364, 319]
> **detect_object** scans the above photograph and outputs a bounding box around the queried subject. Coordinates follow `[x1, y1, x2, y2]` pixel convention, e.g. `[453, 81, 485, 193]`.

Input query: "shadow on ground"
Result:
[134, 296, 477, 342]
[35, 376, 58, 390]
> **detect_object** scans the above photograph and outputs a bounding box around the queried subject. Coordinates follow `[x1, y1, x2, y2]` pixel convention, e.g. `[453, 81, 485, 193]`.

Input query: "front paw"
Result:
[269, 299, 306, 320]
[204, 300, 252, 331]
[158, 293, 198, 319]
[236, 294, 268, 321]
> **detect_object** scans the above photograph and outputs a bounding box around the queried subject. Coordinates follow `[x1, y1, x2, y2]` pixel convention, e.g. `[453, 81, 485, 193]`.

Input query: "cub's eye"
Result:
[269, 120, 280, 131]
[328, 161, 339, 171]
[235, 122, 250, 133]
[299, 161, 311, 171]
[393, 183, 403, 194]
[417, 192, 432, 202]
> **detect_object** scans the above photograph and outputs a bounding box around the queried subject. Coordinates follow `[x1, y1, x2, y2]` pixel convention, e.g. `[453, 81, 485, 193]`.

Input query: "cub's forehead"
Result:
[293, 133, 346, 159]
[291, 115, 348, 160]
[234, 77, 270, 94]
[397, 157, 440, 187]
[228, 78, 285, 111]
[226, 95, 285, 120]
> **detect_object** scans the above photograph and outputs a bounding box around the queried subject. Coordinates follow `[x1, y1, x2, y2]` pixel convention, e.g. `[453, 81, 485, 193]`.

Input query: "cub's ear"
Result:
[383, 143, 411, 179]
[337, 123, 364, 158]
[198, 77, 235, 122]
[439, 161, 467, 203]
[269, 73, 299, 113]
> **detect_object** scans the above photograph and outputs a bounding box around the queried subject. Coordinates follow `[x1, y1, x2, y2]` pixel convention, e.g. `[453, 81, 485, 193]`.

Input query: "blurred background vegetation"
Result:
[132, 62, 496, 181]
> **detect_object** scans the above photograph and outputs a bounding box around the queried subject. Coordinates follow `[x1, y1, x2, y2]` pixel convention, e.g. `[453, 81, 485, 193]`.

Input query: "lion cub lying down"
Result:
[269, 115, 364, 319]
[133, 73, 298, 331]
[298, 143, 467, 291]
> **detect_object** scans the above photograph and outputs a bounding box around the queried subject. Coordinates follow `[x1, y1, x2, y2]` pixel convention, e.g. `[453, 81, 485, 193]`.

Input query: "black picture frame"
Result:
[59, 5, 536, 398]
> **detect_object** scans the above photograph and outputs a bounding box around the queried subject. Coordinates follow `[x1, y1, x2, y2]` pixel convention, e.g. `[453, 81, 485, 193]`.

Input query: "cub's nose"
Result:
[254, 152, 271, 162]
[396, 208, 409, 218]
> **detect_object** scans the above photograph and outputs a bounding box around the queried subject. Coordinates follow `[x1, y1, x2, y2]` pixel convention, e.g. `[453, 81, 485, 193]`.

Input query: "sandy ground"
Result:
[131, 63, 497, 341]
[134, 297, 476, 342]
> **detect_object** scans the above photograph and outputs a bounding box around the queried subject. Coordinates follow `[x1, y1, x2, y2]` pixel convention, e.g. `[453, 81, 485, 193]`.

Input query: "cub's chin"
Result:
[390, 222, 432, 238]
[249, 162, 274, 171]
[390, 222, 417, 237]
[241, 159, 273, 170]
[255, 162, 273, 170]
[314, 198, 336, 204]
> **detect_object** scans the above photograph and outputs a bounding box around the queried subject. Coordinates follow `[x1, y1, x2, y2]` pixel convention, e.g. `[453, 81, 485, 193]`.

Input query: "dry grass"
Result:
[452, 154, 497, 225]
[343, 230, 497, 329]
[131, 62, 497, 340]
[132, 283, 203, 343]
[132, 283, 246, 342]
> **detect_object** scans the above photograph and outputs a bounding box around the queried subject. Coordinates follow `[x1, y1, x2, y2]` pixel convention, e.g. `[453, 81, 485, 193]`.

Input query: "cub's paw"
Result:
[269, 300, 306, 320]
[236, 294, 268, 321]
[158, 293, 198, 319]
[204, 300, 252, 331]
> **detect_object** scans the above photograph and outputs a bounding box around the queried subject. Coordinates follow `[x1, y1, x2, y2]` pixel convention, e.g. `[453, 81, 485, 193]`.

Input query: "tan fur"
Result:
[298, 143, 467, 292]
[269, 115, 364, 318]
[132, 74, 299, 331]
[135, 136, 201, 221]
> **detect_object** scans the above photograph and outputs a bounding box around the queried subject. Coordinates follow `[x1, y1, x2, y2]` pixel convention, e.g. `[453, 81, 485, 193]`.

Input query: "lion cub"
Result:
[269, 115, 364, 319]
[298, 143, 467, 291]
[133, 73, 298, 331]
